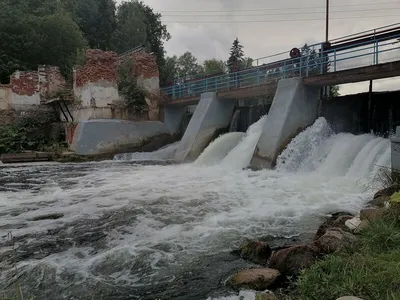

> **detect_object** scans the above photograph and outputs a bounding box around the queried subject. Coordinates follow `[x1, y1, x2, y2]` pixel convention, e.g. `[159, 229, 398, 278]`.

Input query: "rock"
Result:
[368, 195, 389, 208]
[315, 228, 358, 254]
[354, 220, 370, 234]
[314, 212, 354, 240]
[360, 207, 386, 222]
[233, 241, 272, 265]
[269, 244, 320, 275]
[336, 297, 364, 300]
[345, 217, 361, 230]
[30, 213, 64, 221]
[374, 186, 397, 199]
[255, 292, 278, 300]
[229, 268, 280, 291]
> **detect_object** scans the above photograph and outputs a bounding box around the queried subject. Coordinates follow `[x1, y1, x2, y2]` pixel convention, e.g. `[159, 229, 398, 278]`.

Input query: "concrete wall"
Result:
[174, 92, 235, 162]
[71, 119, 173, 155]
[391, 127, 400, 170]
[250, 77, 320, 169]
[74, 81, 119, 107]
[0, 85, 12, 110]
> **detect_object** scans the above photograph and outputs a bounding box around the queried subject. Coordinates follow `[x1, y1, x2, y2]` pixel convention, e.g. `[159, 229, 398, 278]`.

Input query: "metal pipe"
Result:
[326, 0, 329, 42]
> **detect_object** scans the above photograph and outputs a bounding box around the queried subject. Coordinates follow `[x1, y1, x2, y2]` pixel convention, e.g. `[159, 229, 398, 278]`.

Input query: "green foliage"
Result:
[203, 59, 227, 75]
[176, 52, 203, 81]
[118, 59, 148, 112]
[0, 114, 66, 154]
[0, 1, 87, 83]
[227, 38, 245, 72]
[291, 213, 400, 300]
[72, 0, 116, 50]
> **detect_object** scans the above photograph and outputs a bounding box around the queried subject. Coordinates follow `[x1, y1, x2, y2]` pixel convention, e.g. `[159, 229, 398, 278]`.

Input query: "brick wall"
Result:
[10, 71, 38, 96]
[74, 49, 118, 88]
[39, 66, 67, 98]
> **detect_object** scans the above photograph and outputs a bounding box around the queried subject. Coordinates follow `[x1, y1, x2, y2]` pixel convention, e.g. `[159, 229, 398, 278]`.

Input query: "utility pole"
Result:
[326, 0, 329, 42]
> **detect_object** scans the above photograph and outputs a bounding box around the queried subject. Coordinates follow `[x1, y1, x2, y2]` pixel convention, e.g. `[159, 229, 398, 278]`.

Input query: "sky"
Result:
[117, 0, 400, 94]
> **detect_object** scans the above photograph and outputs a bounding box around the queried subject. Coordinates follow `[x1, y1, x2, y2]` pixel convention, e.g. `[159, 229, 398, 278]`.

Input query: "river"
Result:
[0, 117, 390, 300]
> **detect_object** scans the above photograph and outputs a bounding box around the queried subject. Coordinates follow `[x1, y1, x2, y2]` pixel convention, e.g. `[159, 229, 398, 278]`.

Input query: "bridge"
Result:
[161, 23, 400, 106]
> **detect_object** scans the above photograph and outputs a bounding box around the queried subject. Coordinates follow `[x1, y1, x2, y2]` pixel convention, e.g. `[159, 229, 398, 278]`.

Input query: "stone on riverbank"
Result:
[255, 291, 278, 300]
[345, 217, 361, 230]
[360, 207, 386, 222]
[269, 244, 320, 276]
[314, 212, 354, 240]
[315, 228, 358, 254]
[229, 268, 280, 290]
[354, 220, 370, 234]
[233, 241, 272, 265]
[368, 195, 389, 208]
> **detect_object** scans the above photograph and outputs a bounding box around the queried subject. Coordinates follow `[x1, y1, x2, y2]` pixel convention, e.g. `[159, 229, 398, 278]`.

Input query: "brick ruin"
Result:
[74, 49, 118, 88]
[1, 48, 161, 124]
[74, 49, 161, 120]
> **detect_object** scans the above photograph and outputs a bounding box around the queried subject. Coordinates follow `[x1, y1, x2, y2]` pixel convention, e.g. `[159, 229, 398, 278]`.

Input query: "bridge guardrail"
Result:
[162, 33, 400, 101]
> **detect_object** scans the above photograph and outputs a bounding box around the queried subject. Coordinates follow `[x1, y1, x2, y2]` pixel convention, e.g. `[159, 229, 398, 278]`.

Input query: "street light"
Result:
[326, 0, 329, 42]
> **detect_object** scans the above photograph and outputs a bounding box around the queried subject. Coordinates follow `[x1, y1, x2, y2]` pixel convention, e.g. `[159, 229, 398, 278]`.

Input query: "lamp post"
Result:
[325, 0, 329, 42]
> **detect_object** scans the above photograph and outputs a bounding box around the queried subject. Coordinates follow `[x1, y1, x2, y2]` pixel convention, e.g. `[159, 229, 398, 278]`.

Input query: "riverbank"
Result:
[228, 181, 400, 300]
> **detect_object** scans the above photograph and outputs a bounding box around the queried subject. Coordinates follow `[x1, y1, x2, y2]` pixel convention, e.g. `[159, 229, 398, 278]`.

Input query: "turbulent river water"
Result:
[0, 117, 391, 300]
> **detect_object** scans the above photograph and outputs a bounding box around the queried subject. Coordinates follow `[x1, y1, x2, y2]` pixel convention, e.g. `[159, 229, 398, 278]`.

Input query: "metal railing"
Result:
[162, 32, 400, 101]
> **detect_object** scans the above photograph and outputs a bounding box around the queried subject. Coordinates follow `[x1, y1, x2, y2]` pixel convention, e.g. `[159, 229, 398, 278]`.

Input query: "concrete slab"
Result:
[174, 92, 235, 162]
[250, 77, 320, 169]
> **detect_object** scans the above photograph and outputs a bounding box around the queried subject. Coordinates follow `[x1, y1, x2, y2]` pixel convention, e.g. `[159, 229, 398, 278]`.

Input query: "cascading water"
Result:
[0, 116, 391, 300]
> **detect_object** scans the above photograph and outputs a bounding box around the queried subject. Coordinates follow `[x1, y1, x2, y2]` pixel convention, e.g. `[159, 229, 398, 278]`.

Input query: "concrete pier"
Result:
[250, 78, 320, 169]
[174, 92, 235, 162]
[391, 127, 400, 170]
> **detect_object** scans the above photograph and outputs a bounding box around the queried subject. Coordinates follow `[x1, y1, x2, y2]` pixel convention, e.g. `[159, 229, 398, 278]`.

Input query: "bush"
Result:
[118, 58, 148, 113]
[0, 113, 66, 154]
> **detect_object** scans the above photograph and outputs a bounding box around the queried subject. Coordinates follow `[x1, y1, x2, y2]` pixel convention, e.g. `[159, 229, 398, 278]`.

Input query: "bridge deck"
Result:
[167, 81, 278, 106]
[304, 60, 400, 86]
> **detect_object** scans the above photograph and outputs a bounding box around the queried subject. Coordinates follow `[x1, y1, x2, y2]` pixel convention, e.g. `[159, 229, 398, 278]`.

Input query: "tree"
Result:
[227, 38, 244, 72]
[0, 2, 86, 82]
[72, 0, 116, 50]
[160, 55, 178, 84]
[113, 0, 171, 82]
[176, 52, 203, 81]
[203, 59, 227, 75]
[113, 1, 147, 53]
[242, 57, 253, 69]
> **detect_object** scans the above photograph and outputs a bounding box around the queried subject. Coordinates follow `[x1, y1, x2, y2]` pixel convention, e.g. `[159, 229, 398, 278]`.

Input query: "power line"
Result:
[157, 1, 400, 13]
[162, 14, 400, 23]
[161, 7, 400, 17]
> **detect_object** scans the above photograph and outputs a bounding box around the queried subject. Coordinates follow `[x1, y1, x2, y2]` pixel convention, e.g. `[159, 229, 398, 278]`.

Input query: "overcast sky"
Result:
[117, 0, 400, 94]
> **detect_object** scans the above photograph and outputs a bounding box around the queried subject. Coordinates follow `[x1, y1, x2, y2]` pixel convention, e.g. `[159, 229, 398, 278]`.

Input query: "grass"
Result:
[283, 211, 400, 300]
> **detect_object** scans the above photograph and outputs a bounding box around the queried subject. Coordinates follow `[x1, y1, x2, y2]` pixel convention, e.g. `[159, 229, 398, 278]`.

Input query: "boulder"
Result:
[315, 228, 358, 254]
[336, 297, 364, 300]
[229, 268, 280, 291]
[360, 207, 386, 222]
[374, 186, 397, 199]
[345, 217, 361, 231]
[269, 244, 320, 276]
[314, 212, 354, 240]
[354, 220, 370, 234]
[368, 195, 389, 208]
[255, 292, 278, 300]
[233, 241, 272, 265]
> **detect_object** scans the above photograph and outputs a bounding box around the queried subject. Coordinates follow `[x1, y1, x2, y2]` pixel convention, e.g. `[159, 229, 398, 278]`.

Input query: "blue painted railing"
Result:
[162, 32, 400, 101]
